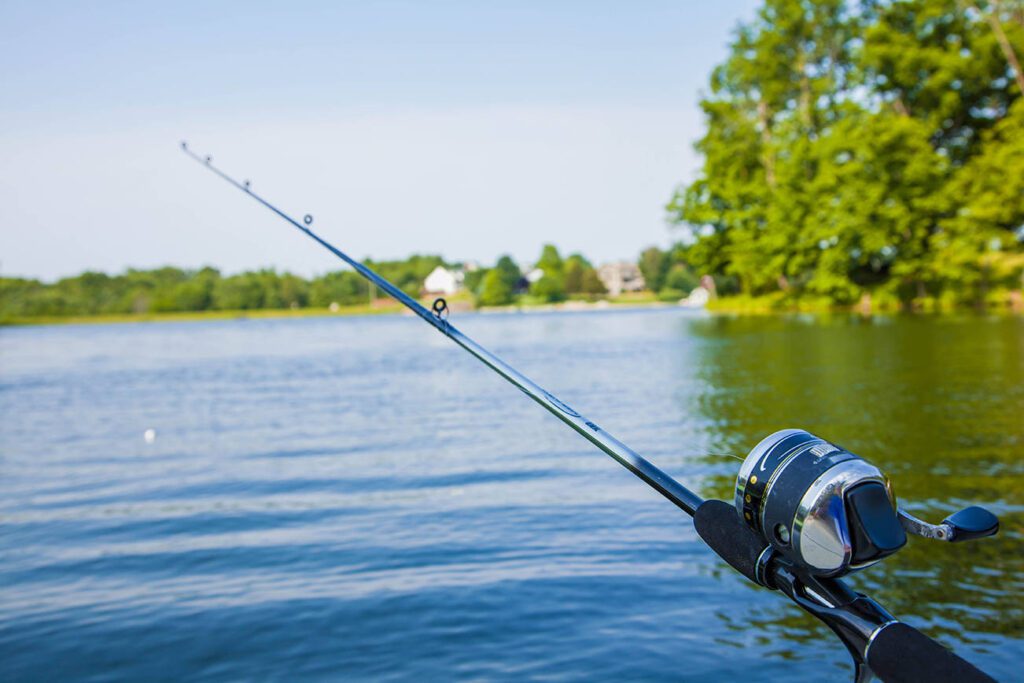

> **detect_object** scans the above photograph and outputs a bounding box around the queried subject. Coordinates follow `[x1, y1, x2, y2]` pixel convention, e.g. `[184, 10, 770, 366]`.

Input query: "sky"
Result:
[0, 1, 760, 281]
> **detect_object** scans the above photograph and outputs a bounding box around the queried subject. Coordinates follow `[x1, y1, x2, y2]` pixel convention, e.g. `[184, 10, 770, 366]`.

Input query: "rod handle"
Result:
[693, 499, 769, 585]
[867, 622, 996, 683]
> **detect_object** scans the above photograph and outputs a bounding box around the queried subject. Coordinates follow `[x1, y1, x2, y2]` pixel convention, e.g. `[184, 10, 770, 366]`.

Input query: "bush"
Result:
[657, 288, 685, 302]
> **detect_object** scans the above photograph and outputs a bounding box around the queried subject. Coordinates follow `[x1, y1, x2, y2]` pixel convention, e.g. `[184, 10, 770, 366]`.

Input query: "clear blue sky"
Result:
[0, 1, 759, 280]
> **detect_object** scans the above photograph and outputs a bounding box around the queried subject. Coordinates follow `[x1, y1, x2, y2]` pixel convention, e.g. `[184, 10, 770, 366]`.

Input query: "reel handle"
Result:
[867, 622, 996, 683]
[898, 505, 999, 542]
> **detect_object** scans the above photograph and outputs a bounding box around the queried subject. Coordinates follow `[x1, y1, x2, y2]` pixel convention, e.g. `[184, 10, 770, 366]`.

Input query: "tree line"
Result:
[670, 0, 1024, 308]
[0, 245, 703, 319]
[0, 256, 445, 319]
[466, 245, 610, 306]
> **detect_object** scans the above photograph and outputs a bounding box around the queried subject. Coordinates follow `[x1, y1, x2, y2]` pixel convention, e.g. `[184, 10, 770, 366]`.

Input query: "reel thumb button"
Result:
[845, 482, 907, 564]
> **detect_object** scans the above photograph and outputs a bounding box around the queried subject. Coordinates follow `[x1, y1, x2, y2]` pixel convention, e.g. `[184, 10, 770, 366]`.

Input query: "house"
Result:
[423, 266, 464, 295]
[597, 262, 646, 296]
[680, 286, 710, 308]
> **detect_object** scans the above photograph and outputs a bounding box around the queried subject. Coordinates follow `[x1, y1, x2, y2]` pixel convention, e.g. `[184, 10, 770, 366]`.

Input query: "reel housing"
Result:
[735, 429, 998, 578]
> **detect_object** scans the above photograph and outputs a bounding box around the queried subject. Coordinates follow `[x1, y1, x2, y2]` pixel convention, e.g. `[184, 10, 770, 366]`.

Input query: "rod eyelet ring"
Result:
[303, 214, 313, 226]
[432, 297, 449, 320]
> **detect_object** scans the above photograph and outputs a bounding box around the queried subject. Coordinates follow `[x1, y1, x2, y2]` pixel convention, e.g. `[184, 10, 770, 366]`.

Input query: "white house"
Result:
[597, 262, 646, 296]
[680, 286, 710, 308]
[423, 266, 464, 295]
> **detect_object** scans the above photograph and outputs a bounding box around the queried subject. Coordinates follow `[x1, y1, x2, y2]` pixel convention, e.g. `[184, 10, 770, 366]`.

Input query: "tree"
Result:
[931, 98, 1024, 301]
[478, 269, 515, 306]
[564, 259, 584, 294]
[580, 268, 608, 295]
[665, 263, 700, 294]
[494, 255, 522, 290]
[463, 268, 487, 295]
[535, 244, 564, 276]
[531, 274, 566, 302]
[668, 0, 1024, 307]
[310, 271, 369, 307]
[638, 247, 671, 293]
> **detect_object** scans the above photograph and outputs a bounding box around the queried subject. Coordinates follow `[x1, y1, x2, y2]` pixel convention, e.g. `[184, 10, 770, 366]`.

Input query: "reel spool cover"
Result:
[735, 429, 906, 576]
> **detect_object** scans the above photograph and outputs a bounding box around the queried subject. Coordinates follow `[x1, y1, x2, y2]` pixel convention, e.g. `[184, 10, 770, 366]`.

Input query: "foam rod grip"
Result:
[867, 623, 996, 683]
[693, 499, 768, 585]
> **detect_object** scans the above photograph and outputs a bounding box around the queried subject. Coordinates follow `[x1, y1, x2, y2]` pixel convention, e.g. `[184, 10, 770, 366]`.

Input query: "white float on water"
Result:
[144, 428, 156, 444]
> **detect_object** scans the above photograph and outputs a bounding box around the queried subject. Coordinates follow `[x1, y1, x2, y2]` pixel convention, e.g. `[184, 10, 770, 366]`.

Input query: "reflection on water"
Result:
[685, 314, 1024, 661]
[0, 310, 1020, 681]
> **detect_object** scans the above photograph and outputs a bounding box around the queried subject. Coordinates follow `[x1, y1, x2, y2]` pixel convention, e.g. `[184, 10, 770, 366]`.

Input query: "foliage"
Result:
[0, 256, 448, 320]
[562, 252, 605, 297]
[365, 255, 445, 298]
[530, 274, 567, 302]
[665, 263, 700, 294]
[478, 269, 515, 306]
[638, 247, 671, 293]
[493, 255, 523, 292]
[669, 0, 1024, 308]
[530, 244, 567, 302]
[579, 267, 608, 295]
[535, 244, 564, 275]
[1, 246, 628, 319]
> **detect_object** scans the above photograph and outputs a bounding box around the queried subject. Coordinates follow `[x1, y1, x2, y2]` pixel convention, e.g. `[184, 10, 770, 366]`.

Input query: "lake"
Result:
[1, 309, 1021, 681]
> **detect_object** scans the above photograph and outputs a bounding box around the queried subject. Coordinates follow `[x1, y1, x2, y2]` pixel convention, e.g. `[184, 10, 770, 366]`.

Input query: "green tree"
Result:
[310, 271, 369, 306]
[932, 98, 1024, 302]
[668, 0, 1024, 307]
[665, 263, 700, 294]
[580, 268, 608, 295]
[463, 268, 487, 295]
[478, 269, 515, 306]
[494, 255, 522, 290]
[530, 244, 567, 301]
[531, 274, 566, 302]
[638, 247, 670, 293]
[535, 244, 564, 276]
[564, 259, 584, 294]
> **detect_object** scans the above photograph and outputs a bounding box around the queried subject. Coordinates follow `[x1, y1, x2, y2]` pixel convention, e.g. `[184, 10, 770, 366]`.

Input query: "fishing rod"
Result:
[182, 142, 1000, 683]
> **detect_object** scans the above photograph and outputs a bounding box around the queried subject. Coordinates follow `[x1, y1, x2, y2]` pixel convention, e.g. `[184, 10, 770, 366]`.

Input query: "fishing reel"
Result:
[735, 429, 999, 578]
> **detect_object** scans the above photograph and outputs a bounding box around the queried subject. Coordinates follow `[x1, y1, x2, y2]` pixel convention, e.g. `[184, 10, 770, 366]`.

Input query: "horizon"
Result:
[0, 1, 760, 281]
[3, 244, 658, 285]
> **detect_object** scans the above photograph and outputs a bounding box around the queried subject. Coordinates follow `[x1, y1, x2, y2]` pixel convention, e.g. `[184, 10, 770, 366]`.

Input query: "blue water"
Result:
[1, 309, 1021, 681]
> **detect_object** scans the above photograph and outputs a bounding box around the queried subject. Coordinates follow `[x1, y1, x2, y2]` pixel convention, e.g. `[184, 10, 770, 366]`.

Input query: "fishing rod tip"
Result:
[180, 140, 188, 150]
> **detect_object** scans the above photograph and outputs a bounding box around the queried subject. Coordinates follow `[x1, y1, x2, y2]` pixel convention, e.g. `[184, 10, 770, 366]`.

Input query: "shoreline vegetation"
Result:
[0, 246, 706, 327]
[0, 292, 680, 327]
[4, 290, 1023, 328]
[3, 237, 1023, 327]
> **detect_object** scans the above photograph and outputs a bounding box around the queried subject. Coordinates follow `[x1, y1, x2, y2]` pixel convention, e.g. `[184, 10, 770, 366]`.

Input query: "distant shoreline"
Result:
[0, 295, 685, 327]
[7, 292, 1020, 327]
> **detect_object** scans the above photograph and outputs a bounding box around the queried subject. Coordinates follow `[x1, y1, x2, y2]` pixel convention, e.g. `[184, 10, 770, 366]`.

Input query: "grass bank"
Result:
[0, 302, 404, 327]
[707, 289, 1024, 315]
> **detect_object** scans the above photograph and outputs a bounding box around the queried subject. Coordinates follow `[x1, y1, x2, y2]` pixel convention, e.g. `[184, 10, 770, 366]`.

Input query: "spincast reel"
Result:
[735, 429, 999, 578]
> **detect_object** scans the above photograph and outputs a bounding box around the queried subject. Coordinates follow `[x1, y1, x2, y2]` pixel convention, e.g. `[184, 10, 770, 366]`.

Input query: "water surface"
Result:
[1, 309, 1021, 681]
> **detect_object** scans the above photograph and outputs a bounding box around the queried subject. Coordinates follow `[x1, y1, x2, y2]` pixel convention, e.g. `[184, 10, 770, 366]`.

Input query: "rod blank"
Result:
[181, 142, 704, 515]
